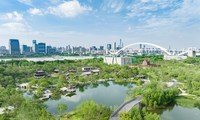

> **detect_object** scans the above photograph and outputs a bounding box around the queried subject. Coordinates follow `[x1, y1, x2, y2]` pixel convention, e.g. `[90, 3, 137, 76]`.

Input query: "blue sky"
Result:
[0, 0, 200, 49]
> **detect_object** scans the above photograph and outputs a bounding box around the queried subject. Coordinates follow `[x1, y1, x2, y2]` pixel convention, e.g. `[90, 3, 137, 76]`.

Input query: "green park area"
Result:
[0, 56, 200, 120]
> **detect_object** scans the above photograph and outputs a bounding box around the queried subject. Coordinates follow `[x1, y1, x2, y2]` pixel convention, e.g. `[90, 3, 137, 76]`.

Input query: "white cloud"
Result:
[138, 17, 174, 30]
[17, 0, 32, 6]
[127, 0, 179, 18]
[125, 0, 200, 30]
[0, 11, 31, 33]
[139, 0, 200, 30]
[122, 0, 200, 48]
[28, 8, 44, 16]
[171, 0, 200, 22]
[101, 0, 124, 13]
[2, 22, 31, 32]
[3, 11, 24, 22]
[48, 0, 92, 17]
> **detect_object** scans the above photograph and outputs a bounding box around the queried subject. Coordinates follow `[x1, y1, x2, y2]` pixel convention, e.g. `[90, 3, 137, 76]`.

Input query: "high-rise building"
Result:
[143, 45, 146, 49]
[120, 39, 122, 48]
[46, 46, 51, 54]
[89, 46, 97, 54]
[37, 43, 46, 54]
[107, 44, 112, 50]
[32, 40, 36, 44]
[22, 45, 31, 54]
[0, 46, 9, 55]
[32, 40, 37, 53]
[66, 45, 72, 54]
[72, 46, 87, 54]
[97, 46, 105, 55]
[57, 47, 66, 53]
[9, 39, 20, 55]
[99, 46, 104, 50]
[113, 42, 117, 50]
[47, 46, 56, 54]
[140, 44, 142, 49]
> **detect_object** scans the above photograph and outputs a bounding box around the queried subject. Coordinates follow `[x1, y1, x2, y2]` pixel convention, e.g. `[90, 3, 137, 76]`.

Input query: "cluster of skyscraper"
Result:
[106, 39, 123, 51]
[32, 40, 46, 54]
[6, 39, 47, 55]
[0, 39, 124, 56]
[0, 39, 53, 55]
[0, 39, 169, 56]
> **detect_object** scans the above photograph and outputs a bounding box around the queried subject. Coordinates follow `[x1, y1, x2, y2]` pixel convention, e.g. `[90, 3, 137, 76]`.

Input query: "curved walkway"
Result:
[178, 88, 196, 97]
[110, 95, 142, 120]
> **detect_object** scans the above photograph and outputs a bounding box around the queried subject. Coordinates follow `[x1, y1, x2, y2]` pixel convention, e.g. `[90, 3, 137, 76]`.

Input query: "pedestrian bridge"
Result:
[111, 42, 190, 56]
[110, 95, 142, 120]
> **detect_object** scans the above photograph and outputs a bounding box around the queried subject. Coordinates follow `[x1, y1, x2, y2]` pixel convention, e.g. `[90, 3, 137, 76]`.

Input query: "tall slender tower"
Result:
[140, 44, 142, 49]
[120, 39, 122, 48]
[32, 40, 37, 53]
[113, 42, 116, 51]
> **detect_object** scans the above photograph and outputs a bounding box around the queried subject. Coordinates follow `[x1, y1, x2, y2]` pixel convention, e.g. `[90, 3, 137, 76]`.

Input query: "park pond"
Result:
[161, 105, 200, 120]
[44, 81, 135, 114]
[24, 81, 200, 119]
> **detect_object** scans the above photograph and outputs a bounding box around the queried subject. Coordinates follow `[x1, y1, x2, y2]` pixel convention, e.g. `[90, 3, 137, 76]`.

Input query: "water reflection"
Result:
[161, 105, 200, 120]
[45, 81, 135, 114]
[150, 104, 175, 115]
[150, 102, 200, 120]
[103, 82, 110, 87]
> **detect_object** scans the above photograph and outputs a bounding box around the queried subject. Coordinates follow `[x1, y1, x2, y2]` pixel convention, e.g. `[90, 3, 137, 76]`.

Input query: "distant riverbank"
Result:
[0, 56, 95, 62]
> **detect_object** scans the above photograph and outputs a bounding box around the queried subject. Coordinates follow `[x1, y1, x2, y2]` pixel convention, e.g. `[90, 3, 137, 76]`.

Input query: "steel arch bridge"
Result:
[177, 51, 189, 56]
[113, 42, 172, 55]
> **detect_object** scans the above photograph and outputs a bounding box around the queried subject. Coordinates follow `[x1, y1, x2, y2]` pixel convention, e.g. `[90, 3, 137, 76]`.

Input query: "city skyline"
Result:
[2, 39, 170, 56]
[0, 38, 119, 49]
[0, 0, 200, 49]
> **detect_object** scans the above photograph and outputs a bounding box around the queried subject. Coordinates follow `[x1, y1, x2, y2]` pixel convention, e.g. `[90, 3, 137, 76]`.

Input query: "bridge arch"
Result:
[114, 42, 171, 55]
[178, 51, 188, 56]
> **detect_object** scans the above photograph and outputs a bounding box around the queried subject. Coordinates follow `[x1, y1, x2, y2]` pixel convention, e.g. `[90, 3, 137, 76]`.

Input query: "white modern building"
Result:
[187, 47, 196, 57]
[104, 56, 133, 65]
[163, 55, 187, 60]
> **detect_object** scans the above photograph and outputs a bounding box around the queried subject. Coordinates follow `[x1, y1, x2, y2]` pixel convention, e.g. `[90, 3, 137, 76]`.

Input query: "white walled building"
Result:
[164, 55, 187, 60]
[104, 56, 133, 65]
[188, 47, 196, 57]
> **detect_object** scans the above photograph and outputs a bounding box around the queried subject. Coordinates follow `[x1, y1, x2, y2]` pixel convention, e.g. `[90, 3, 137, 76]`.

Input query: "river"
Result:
[0, 56, 95, 61]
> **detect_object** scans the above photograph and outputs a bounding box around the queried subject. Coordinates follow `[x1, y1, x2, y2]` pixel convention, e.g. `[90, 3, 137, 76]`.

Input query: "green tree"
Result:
[57, 103, 67, 117]
[119, 111, 132, 120]
[74, 101, 111, 120]
[16, 99, 55, 120]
